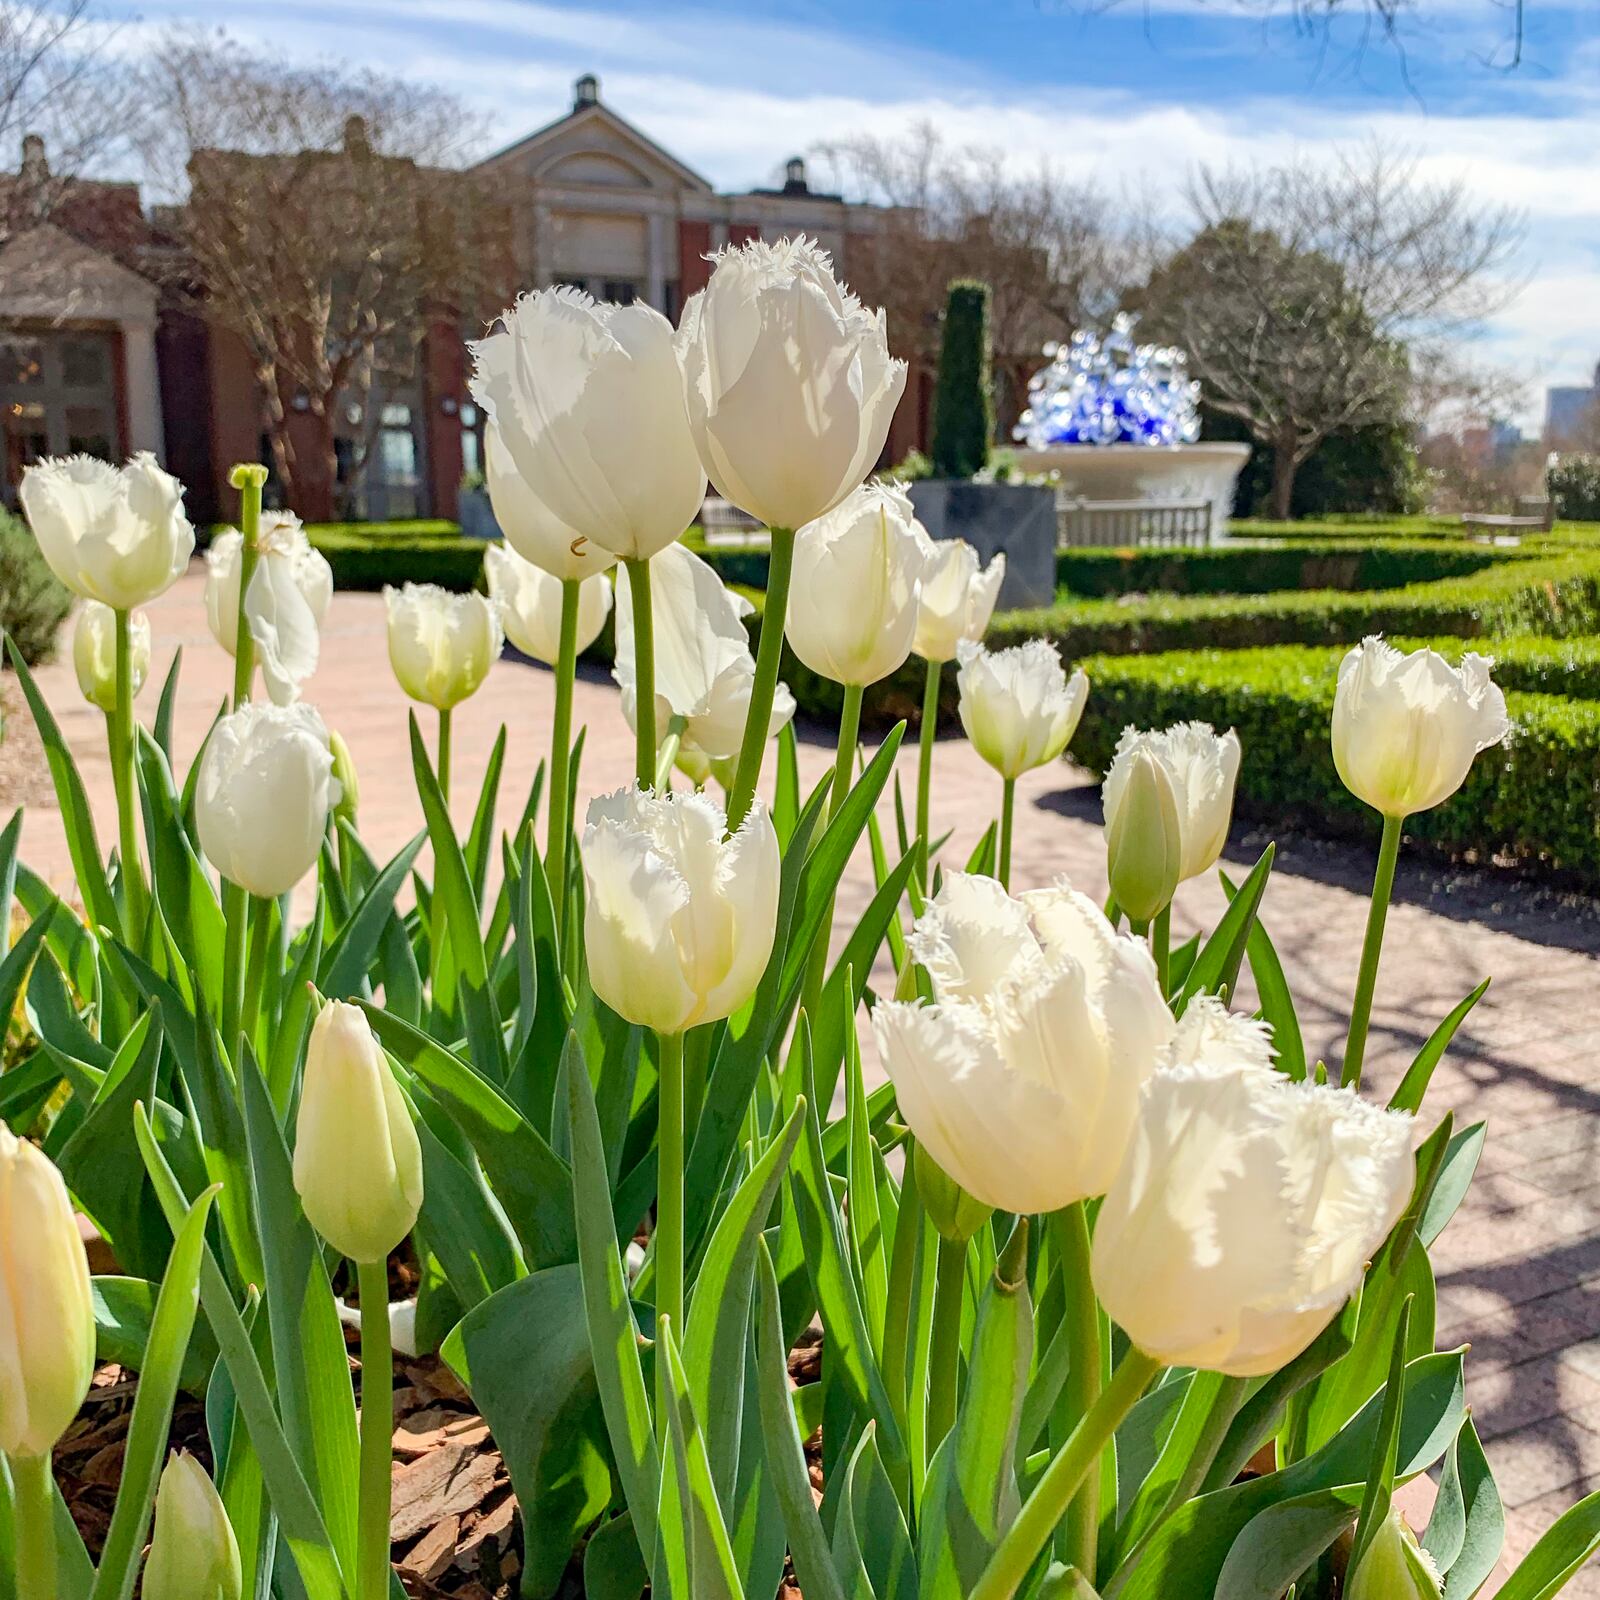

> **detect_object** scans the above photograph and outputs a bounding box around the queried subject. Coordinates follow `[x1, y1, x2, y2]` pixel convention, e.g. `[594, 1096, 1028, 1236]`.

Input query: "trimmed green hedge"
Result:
[306, 524, 486, 592]
[1071, 640, 1600, 882]
[0, 509, 72, 665]
[989, 552, 1600, 660]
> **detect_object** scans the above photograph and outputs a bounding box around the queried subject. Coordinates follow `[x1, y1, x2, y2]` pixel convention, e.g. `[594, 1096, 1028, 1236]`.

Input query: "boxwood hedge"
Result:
[1071, 639, 1600, 882]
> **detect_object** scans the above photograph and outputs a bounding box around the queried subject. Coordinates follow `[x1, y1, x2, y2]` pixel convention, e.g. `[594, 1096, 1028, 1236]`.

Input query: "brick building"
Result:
[0, 76, 922, 527]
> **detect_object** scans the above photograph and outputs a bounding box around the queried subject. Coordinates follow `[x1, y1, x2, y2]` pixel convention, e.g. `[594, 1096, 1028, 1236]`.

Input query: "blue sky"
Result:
[98, 0, 1600, 427]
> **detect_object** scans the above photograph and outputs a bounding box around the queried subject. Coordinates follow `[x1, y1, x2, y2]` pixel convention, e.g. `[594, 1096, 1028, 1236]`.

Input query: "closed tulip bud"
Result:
[913, 537, 1005, 664]
[293, 1001, 423, 1263]
[483, 422, 615, 582]
[1332, 637, 1509, 818]
[913, 1141, 992, 1244]
[470, 289, 706, 561]
[197, 702, 341, 898]
[676, 236, 906, 531]
[872, 873, 1173, 1214]
[1346, 1508, 1443, 1600]
[614, 543, 754, 742]
[582, 787, 779, 1035]
[144, 1451, 242, 1600]
[73, 600, 149, 712]
[328, 729, 359, 826]
[1092, 1063, 1414, 1376]
[1105, 722, 1240, 884]
[383, 582, 502, 709]
[0, 1128, 95, 1458]
[787, 482, 928, 687]
[20, 451, 195, 609]
[203, 512, 333, 705]
[1105, 746, 1182, 924]
[485, 542, 612, 665]
[957, 638, 1088, 780]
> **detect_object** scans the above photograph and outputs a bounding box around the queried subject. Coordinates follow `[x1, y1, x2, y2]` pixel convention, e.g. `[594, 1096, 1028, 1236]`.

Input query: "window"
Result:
[555, 275, 588, 294]
[61, 337, 109, 389]
[0, 328, 118, 506]
[603, 279, 638, 305]
[65, 405, 112, 459]
[663, 281, 680, 322]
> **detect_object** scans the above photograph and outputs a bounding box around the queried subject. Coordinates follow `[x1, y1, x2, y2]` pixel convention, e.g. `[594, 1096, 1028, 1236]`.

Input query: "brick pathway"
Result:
[14, 567, 1600, 1591]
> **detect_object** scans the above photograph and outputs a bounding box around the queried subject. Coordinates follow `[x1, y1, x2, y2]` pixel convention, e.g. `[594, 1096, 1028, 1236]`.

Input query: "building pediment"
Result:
[0, 222, 158, 324]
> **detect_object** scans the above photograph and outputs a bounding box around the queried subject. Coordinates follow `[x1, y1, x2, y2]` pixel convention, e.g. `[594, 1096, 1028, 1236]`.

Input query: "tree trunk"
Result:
[1269, 435, 1301, 520]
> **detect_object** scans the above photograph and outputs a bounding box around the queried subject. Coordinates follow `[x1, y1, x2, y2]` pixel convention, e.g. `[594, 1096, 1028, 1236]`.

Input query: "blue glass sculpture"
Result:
[1014, 313, 1201, 450]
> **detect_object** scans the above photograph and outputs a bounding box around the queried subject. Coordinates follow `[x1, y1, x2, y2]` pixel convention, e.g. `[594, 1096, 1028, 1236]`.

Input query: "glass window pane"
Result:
[4, 340, 43, 386]
[65, 406, 113, 459]
[61, 336, 110, 388]
[381, 403, 412, 427]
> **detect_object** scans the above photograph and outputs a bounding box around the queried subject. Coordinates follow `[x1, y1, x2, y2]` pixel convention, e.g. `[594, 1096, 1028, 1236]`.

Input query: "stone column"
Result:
[121, 318, 165, 458]
[647, 211, 668, 311]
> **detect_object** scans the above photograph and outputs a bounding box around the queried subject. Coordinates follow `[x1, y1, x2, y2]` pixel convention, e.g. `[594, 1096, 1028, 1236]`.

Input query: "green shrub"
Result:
[308, 526, 486, 592]
[0, 509, 73, 665]
[1550, 455, 1600, 522]
[1054, 540, 1498, 598]
[988, 551, 1600, 659]
[1072, 641, 1600, 881]
[930, 280, 993, 480]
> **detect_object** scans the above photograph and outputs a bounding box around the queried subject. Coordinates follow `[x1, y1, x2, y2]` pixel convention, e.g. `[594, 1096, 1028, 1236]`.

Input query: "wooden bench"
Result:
[1461, 496, 1554, 533]
[1057, 497, 1212, 549]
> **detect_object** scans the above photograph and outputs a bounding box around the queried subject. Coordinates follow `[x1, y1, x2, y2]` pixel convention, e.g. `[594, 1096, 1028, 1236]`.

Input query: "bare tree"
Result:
[135, 30, 507, 517]
[1133, 147, 1524, 517]
[816, 125, 1124, 436]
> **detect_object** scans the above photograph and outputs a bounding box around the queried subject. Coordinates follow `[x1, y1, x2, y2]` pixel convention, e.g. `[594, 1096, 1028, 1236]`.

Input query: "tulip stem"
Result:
[355, 1257, 394, 1600]
[221, 876, 247, 1068]
[436, 707, 452, 805]
[10, 1450, 56, 1600]
[799, 682, 864, 1022]
[547, 578, 580, 944]
[231, 470, 262, 707]
[916, 656, 941, 886]
[927, 1235, 967, 1458]
[998, 776, 1016, 890]
[1343, 812, 1403, 1090]
[972, 1348, 1162, 1600]
[654, 1028, 685, 1437]
[110, 606, 146, 941]
[1152, 904, 1171, 997]
[1051, 1202, 1103, 1579]
[725, 525, 794, 832]
[624, 556, 657, 789]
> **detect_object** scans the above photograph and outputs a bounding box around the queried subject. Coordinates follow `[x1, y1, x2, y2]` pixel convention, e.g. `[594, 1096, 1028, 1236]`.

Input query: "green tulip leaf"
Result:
[1424, 1415, 1504, 1597]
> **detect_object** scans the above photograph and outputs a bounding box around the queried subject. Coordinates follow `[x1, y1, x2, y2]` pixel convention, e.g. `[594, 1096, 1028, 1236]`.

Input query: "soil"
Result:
[0, 672, 55, 813]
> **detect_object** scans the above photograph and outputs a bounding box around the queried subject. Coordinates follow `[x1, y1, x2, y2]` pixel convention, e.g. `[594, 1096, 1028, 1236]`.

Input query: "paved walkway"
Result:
[13, 566, 1600, 1590]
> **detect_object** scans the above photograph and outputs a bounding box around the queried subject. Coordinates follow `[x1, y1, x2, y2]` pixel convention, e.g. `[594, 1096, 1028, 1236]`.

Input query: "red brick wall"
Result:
[423, 316, 466, 522]
[679, 220, 712, 298]
[727, 222, 760, 248]
[155, 309, 221, 525]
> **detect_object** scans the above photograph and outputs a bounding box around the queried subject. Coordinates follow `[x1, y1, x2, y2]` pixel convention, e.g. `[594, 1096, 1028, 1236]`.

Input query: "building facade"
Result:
[0, 77, 921, 527]
[1547, 362, 1600, 449]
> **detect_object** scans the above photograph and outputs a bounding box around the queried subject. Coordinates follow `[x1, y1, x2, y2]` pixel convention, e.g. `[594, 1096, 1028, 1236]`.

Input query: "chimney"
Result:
[342, 114, 371, 158]
[782, 155, 809, 196]
[20, 133, 47, 183]
[574, 73, 600, 109]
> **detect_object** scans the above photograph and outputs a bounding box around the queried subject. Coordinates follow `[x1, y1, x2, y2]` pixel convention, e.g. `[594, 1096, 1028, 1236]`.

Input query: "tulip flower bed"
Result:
[7, 242, 1600, 1600]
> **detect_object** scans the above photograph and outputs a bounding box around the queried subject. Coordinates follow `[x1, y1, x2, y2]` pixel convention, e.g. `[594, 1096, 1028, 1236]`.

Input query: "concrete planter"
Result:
[906, 479, 1057, 611]
[457, 487, 501, 542]
[1022, 442, 1252, 542]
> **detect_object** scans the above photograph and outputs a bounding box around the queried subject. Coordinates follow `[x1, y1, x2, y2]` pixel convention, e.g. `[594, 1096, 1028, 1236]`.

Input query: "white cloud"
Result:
[99, 0, 1600, 422]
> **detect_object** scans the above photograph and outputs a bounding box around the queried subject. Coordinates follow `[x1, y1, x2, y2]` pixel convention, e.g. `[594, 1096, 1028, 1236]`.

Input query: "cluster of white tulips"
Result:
[3, 235, 1590, 1600]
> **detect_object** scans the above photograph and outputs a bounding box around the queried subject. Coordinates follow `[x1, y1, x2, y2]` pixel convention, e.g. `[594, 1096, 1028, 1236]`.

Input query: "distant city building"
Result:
[0, 76, 920, 522]
[1546, 360, 1600, 447]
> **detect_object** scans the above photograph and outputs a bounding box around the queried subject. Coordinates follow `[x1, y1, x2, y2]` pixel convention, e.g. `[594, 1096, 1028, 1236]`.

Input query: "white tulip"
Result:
[676, 236, 907, 531]
[872, 873, 1173, 1214]
[1105, 746, 1182, 925]
[1092, 1063, 1414, 1376]
[1163, 994, 1277, 1074]
[914, 537, 1005, 664]
[484, 422, 615, 582]
[956, 638, 1088, 780]
[19, 451, 194, 609]
[293, 1001, 423, 1264]
[469, 288, 706, 562]
[1332, 637, 1509, 818]
[196, 702, 341, 898]
[0, 1128, 95, 1459]
[787, 481, 928, 687]
[73, 600, 149, 713]
[204, 512, 333, 705]
[582, 786, 780, 1035]
[383, 582, 502, 710]
[1105, 722, 1241, 883]
[144, 1452, 242, 1600]
[485, 542, 612, 666]
[613, 542, 754, 742]
[675, 658, 797, 788]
